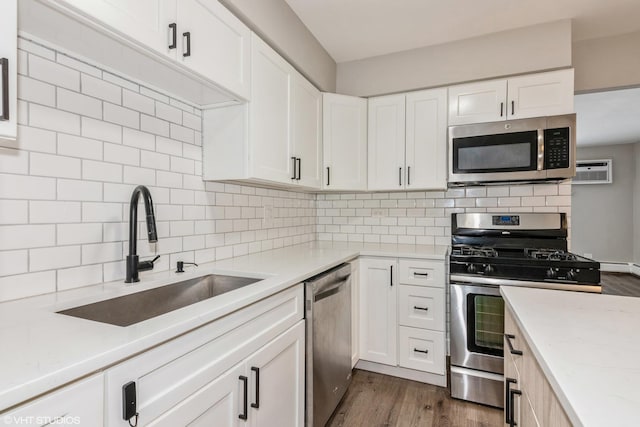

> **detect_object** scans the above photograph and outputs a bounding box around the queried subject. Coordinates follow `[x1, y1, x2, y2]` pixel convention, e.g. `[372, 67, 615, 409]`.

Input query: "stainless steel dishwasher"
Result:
[305, 263, 352, 427]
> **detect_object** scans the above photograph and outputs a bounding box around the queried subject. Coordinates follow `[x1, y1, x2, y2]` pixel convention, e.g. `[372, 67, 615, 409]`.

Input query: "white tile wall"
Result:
[0, 39, 316, 302]
[316, 183, 572, 245]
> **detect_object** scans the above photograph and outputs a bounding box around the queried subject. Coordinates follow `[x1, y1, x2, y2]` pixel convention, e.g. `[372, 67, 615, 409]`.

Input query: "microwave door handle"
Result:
[537, 129, 545, 171]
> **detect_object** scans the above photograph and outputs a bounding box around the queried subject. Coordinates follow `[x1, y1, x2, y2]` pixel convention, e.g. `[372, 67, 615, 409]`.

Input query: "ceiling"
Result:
[575, 88, 640, 146]
[284, 0, 640, 62]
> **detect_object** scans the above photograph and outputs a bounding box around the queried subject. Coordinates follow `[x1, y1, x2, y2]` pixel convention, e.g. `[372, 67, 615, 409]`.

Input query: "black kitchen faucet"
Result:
[125, 185, 159, 283]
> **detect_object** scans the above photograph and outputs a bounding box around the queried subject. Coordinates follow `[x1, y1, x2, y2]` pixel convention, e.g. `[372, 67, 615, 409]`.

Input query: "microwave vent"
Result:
[573, 159, 612, 185]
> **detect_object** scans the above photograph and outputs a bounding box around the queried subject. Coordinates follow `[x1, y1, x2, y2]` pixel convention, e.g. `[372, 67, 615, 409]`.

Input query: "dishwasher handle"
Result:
[314, 278, 348, 302]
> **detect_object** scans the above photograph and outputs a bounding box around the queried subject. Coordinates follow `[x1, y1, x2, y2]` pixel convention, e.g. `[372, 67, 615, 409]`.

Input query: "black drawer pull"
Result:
[251, 367, 260, 409]
[500, 101, 504, 117]
[413, 306, 429, 312]
[413, 272, 429, 277]
[505, 333, 523, 356]
[413, 348, 429, 354]
[509, 388, 522, 427]
[326, 166, 330, 186]
[183, 32, 191, 57]
[1, 58, 8, 121]
[390, 265, 393, 287]
[239, 375, 248, 420]
[505, 377, 517, 423]
[168, 23, 177, 49]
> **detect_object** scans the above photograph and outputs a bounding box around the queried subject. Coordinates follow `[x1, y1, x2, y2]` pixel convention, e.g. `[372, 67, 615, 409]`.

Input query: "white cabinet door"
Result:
[291, 71, 322, 188]
[398, 326, 445, 374]
[177, 0, 250, 99]
[148, 363, 245, 427]
[4, 374, 104, 426]
[359, 258, 397, 366]
[56, 0, 176, 57]
[249, 34, 294, 184]
[448, 79, 507, 125]
[0, 0, 17, 141]
[405, 88, 447, 190]
[368, 94, 406, 191]
[246, 321, 305, 427]
[398, 285, 445, 331]
[507, 69, 574, 120]
[322, 93, 367, 191]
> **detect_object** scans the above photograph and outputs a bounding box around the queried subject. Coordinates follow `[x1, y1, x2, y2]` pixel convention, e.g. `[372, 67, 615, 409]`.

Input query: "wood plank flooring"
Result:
[601, 272, 640, 297]
[327, 370, 502, 427]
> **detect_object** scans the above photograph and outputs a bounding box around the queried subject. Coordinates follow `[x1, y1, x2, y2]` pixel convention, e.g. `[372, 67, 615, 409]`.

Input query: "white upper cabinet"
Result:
[249, 34, 294, 184]
[405, 88, 448, 190]
[0, 0, 17, 142]
[368, 89, 448, 191]
[449, 69, 574, 125]
[507, 69, 574, 120]
[448, 79, 507, 125]
[176, 0, 251, 100]
[291, 71, 322, 188]
[367, 94, 406, 191]
[322, 93, 367, 191]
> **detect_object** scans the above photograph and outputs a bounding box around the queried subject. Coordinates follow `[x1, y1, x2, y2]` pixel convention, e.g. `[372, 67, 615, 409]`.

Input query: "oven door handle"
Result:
[450, 274, 602, 293]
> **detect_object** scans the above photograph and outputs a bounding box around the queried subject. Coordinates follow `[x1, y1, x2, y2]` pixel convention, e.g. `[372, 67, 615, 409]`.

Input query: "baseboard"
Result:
[601, 262, 631, 273]
[631, 264, 640, 277]
[355, 360, 447, 387]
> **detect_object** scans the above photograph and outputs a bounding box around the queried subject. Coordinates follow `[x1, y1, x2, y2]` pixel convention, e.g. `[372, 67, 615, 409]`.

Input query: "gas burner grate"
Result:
[453, 245, 498, 258]
[525, 248, 577, 261]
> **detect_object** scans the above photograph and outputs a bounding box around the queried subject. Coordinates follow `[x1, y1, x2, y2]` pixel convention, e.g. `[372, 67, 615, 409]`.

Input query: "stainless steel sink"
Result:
[57, 274, 262, 326]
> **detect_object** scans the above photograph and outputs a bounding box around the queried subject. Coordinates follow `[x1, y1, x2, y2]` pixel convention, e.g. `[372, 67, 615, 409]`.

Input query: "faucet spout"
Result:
[125, 185, 158, 283]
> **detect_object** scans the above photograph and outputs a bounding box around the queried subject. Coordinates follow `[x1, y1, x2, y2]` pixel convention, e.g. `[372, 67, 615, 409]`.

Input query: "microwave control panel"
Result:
[544, 127, 570, 169]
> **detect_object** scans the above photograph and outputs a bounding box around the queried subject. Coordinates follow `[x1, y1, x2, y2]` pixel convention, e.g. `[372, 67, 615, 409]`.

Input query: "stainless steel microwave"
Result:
[448, 114, 576, 185]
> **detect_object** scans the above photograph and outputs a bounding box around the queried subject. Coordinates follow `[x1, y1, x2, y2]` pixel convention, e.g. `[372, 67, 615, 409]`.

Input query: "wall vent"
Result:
[573, 159, 612, 185]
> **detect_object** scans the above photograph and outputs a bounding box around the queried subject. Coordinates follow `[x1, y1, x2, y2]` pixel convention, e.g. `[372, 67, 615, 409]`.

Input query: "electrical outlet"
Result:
[372, 208, 385, 218]
[263, 204, 274, 228]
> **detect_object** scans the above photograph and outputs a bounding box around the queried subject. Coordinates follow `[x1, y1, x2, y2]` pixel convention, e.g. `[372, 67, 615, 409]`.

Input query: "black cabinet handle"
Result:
[390, 265, 393, 287]
[407, 166, 411, 186]
[183, 32, 191, 57]
[1, 58, 8, 121]
[326, 167, 330, 186]
[398, 167, 402, 186]
[122, 381, 138, 426]
[509, 388, 522, 427]
[504, 334, 523, 356]
[413, 272, 429, 277]
[239, 375, 248, 420]
[291, 157, 297, 180]
[413, 348, 429, 354]
[168, 23, 177, 49]
[500, 102, 504, 117]
[413, 305, 429, 312]
[296, 158, 301, 180]
[511, 100, 515, 115]
[505, 377, 517, 423]
[251, 367, 260, 408]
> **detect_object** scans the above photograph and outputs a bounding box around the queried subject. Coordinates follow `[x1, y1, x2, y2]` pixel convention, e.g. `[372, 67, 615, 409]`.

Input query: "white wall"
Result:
[635, 144, 640, 265]
[219, 0, 337, 92]
[571, 144, 636, 263]
[573, 30, 640, 93]
[317, 184, 571, 246]
[0, 38, 316, 302]
[336, 20, 572, 97]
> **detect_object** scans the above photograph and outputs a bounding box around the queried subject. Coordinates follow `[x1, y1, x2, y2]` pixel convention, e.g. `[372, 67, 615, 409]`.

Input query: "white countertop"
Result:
[501, 286, 640, 427]
[0, 241, 446, 411]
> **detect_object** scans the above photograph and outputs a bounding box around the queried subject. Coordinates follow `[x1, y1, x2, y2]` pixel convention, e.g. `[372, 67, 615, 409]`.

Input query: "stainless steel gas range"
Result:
[448, 212, 601, 408]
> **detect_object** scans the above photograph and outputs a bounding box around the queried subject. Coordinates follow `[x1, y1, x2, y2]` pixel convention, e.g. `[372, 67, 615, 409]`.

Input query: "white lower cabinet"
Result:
[105, 285, 304, 426]
[1, 374, 103, 426]
[358, 256, 446, 384]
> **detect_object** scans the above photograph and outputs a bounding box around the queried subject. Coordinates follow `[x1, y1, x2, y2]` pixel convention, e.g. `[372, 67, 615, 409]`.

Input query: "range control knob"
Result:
[466, 263, 477, 274]
[566, 269, 577, 281]
[546, 268, 557, 279]
[483, 264, 494, 275]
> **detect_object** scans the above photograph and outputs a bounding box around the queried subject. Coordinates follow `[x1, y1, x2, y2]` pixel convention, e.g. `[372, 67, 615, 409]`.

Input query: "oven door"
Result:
[450, 283, 504, 374]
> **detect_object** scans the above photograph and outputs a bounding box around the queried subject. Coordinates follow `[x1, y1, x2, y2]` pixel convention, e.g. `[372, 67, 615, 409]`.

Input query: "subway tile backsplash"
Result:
[0, 37, 573, 302]
[0, 38, 315, 302]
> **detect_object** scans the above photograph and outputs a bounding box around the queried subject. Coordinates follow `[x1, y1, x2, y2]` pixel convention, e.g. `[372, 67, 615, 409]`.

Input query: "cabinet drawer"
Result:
[398, 326, 445, 374]
[398, 285, 444, 331]
[105, 285, 303, 426]
[398, 259, 444, 287]
[3, 374, 103, 426]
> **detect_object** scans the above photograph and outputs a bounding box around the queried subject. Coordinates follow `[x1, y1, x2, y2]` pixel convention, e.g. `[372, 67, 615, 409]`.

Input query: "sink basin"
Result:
[57, 274, 262, 326]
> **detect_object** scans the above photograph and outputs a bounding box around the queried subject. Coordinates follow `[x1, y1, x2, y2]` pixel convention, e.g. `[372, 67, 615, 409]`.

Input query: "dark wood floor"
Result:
[601, 272, 640, 297]
[327, 370, 502, 427]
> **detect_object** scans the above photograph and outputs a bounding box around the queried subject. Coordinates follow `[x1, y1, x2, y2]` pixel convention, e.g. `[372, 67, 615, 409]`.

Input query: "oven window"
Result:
[467, 294, 504, 357]
[453, 130, 538, 173]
